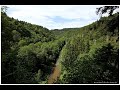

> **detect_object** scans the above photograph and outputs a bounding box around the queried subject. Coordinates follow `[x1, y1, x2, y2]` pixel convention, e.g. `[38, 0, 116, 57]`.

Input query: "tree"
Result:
[1, 6, 8, 13]
[93, 43, 119, 82]
[96, 6, 119, 16]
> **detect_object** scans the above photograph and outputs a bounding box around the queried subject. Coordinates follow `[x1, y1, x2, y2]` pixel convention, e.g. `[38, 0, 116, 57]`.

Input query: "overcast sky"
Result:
[4, 5, 111, 29]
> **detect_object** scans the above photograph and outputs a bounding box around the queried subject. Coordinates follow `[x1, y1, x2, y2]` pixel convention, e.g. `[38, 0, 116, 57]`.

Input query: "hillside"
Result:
[53, 13, 119, 84]
[1, 12, 65, 84]
[1, 11, 119, 84]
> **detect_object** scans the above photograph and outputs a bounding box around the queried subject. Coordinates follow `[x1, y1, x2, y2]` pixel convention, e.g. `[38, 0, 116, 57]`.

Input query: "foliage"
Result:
[1, 8, 119, 84]
[96, 6, 119, 16]
[57, 13, 119, 84]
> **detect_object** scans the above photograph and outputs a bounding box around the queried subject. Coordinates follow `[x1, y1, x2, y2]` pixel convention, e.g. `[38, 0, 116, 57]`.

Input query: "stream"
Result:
[48, 43, 66, 84]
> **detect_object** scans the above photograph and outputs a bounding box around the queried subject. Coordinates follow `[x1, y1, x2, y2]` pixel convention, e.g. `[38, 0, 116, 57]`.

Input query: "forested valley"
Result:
[1, 6, 119, 84]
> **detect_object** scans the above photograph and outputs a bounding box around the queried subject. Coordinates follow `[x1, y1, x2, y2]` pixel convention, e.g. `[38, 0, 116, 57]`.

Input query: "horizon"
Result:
[4, 5, 118, 30]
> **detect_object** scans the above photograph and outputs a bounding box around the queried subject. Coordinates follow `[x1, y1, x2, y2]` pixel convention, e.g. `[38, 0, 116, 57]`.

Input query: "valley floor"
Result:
[48, 64, 61, 84]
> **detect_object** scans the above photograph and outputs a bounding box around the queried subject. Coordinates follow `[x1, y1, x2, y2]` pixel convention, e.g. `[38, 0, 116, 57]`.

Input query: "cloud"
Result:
[6, 5, 103, 29]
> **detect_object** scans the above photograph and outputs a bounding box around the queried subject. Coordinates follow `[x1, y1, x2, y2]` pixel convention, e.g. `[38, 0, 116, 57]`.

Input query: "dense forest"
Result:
[1, 6, 119, 84]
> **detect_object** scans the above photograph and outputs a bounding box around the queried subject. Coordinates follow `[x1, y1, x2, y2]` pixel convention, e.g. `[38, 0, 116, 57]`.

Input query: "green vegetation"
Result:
[1, 6, 119, 84]
[1, 11, 65, 84]
[56, 12, 119, 84]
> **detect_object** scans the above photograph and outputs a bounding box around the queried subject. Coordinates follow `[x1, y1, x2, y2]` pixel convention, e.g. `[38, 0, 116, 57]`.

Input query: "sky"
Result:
[4, 5, 118, 30]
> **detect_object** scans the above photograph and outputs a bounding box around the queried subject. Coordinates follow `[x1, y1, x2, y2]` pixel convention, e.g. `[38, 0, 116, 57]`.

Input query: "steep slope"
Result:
[52, 13, 119, 84]
[1, 12, 65, 84]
